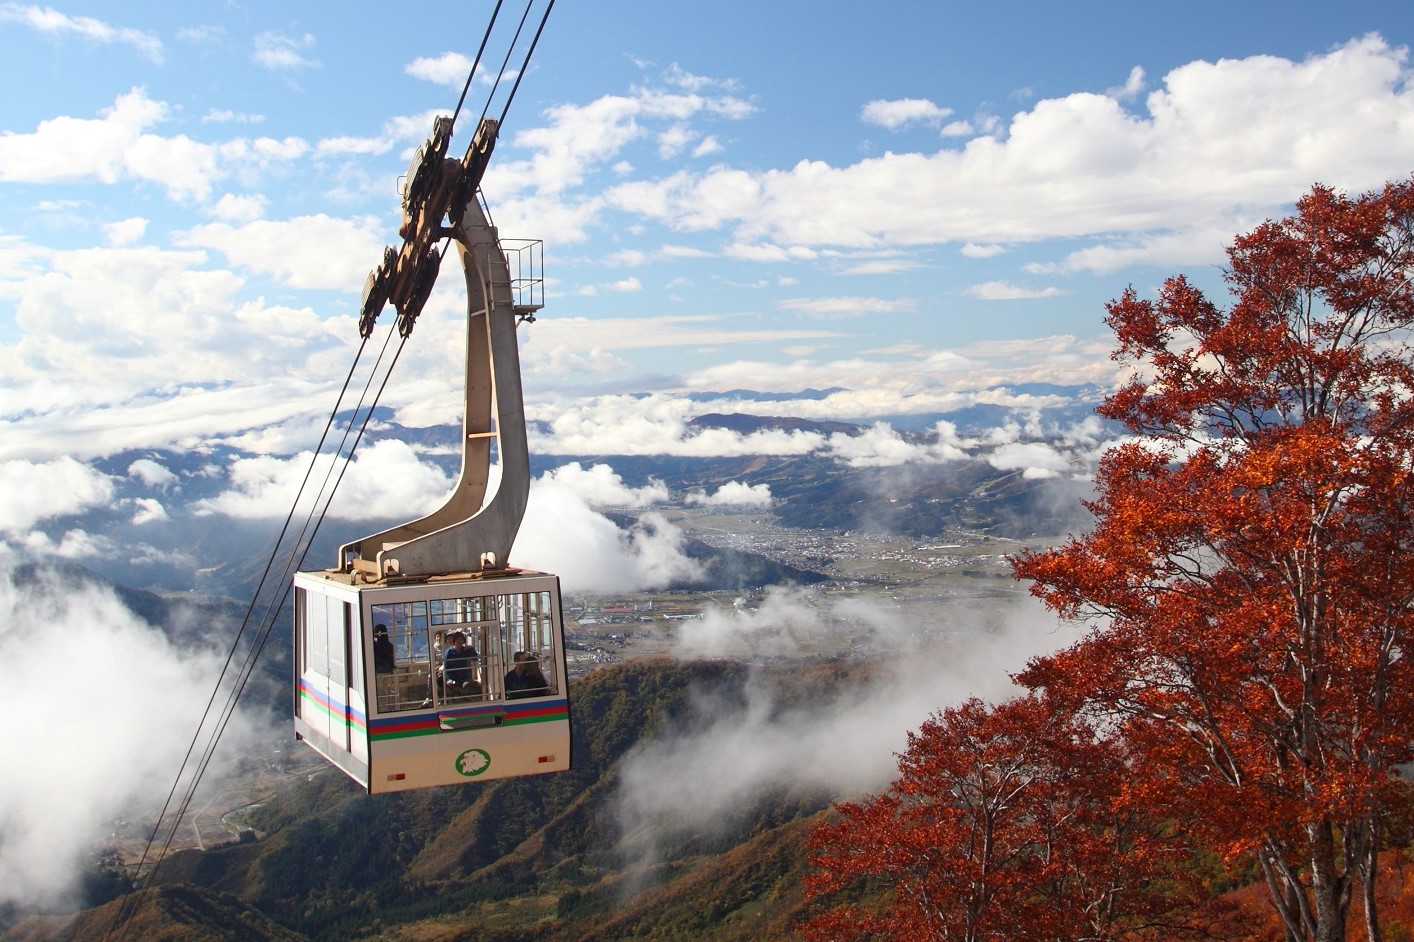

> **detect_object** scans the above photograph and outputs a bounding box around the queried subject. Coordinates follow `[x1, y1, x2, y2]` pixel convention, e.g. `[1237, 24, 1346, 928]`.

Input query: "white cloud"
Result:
[0, 89, 202, 199]
[965, 280, 1064, 300]
[194, 439, 454, 520]
[176, 214, 385, 289]
[201, 109, 265, 125]
[693, 135, 724, 158]
[528, 394, 829, 458]
[405, 51, 475, 87]
[314, 135, 395, 158]
[0, 89, 308, 203]
[516, 482, 704, 593]
[131, 496, 170, 524]
[616, 590, 1084, 835]
[0, 457, 113, 532]
[209, 193, 268, 224]
[0, 563, 264, 909]
[860, 97, 952, 130]
[537, 462, 670, 509]
[985, 440, 1076, 479]
[103, 216, 146, 246]
[825, 422, 965, 468]
[0, 3, 163, 62]
[253, 30, 318, 71]
[491, 66, 757, 199]
[0, 243, 356, 406]
[961, 242, 1007, 258]
[684, 480, 772, 507]
[1107, 65, 1147, 101]
[128, 457, 177, 489]
[518, 315, 845, 374]
[776, 296, 915, 318]
[597, 37, 1414, 252]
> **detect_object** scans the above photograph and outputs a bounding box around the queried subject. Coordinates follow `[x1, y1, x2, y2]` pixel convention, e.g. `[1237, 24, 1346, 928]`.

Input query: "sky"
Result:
[1, 1, 1412, 909]
[3, 1, 1412, 467]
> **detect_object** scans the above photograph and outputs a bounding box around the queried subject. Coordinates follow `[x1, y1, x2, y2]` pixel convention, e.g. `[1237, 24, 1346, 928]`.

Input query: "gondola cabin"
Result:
[293, 114, 565, 793]
[294, 569, 570, 793]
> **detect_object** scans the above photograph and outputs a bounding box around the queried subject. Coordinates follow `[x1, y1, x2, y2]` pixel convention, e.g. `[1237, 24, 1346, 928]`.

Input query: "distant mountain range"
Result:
[51, 384, 1108, 593]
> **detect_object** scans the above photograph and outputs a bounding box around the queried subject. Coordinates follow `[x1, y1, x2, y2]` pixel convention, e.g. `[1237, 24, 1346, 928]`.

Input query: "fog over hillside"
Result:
[616, 586, 1083, 865]
[0, 562, 272, 913]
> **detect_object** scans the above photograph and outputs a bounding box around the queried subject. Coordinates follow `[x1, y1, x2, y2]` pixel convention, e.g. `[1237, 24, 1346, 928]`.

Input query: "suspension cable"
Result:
[449, 0, 505, 133]
[498, 0, 556, 127]
[473, 0, 536, 132]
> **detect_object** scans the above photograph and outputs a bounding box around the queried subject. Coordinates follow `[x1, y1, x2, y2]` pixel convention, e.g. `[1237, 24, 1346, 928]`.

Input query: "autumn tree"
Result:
[1013, 178, 1414, 942]
[802, 695, 1223, 941]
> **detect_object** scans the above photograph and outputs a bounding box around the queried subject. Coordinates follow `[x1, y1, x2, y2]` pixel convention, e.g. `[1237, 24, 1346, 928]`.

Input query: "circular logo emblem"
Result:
[455, 748, 491, 777]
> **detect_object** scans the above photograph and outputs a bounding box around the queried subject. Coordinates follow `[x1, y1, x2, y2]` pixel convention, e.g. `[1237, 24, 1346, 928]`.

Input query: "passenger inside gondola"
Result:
[373, 624, 396, 673]
[504, 651, 549, 699]
[443, 631, 481, 699]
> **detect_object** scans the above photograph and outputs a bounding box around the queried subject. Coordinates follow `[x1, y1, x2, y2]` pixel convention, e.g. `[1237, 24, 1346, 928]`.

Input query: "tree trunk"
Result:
[1310, 821, 1351, 942]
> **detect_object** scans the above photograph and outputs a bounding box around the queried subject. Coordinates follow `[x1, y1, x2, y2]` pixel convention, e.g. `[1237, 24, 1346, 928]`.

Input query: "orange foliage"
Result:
[1015, 178, 1414, 942]
[806, 177, 1414, 942]
[801, 695, 1243, 941]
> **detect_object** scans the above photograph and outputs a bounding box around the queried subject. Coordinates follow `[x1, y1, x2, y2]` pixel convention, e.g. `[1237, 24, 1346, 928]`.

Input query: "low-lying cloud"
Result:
[0, 560, 266, 911]
[615, 587, 1083, 842]
[516, 468, 705, 593]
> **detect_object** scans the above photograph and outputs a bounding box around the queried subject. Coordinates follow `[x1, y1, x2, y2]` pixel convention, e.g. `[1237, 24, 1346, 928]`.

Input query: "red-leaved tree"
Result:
[802, 695, 1226, 941]
[1014, 178, 1414, 942]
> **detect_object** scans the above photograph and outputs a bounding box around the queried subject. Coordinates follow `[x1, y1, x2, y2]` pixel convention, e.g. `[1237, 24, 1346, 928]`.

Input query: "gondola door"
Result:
[294, 579, 372, 787]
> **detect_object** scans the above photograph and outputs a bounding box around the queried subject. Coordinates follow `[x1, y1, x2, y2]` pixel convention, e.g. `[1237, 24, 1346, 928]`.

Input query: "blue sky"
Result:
[0, 0, 1412, 549]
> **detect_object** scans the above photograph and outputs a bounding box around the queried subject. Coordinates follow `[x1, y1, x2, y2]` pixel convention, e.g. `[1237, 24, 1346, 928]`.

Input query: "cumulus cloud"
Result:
[131, 496, 170, 524]
[193, 439, 455, 520]
[0, 242, 350, 405]
[516, 480, 705, 593]
[128, 457, 178, 489]
[176, 214, 386, 290]
[965, 280, 1064, 300]
[527, 394, 828, 458]
[405, 51, 476, 87]
[486, 64, 757, 204]
[776, 296, 915, 318]
[585, 36, 1414, 251]
[0, 88, 306, 202]
[519, 388, 1117, 476]
[0, 457, 113, 532]
[103, 217, 146, 246]
[861, 97, 952, 130]
[684, 480, 772, 508]
[520, 316, 844, 378]
[826, 422, 966, 468]
[0, 563, 264, 910]
[538, 462, 669, 509]
[209, 193, 268, 224]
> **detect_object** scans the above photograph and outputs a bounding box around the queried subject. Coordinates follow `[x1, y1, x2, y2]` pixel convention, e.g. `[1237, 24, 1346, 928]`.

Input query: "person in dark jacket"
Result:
[373, 624, 396, 673]
[504, 651, 549, 699]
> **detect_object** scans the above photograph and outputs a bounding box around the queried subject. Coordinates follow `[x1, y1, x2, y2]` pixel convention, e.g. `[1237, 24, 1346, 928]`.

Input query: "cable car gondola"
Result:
[293, 117, 569, 793]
